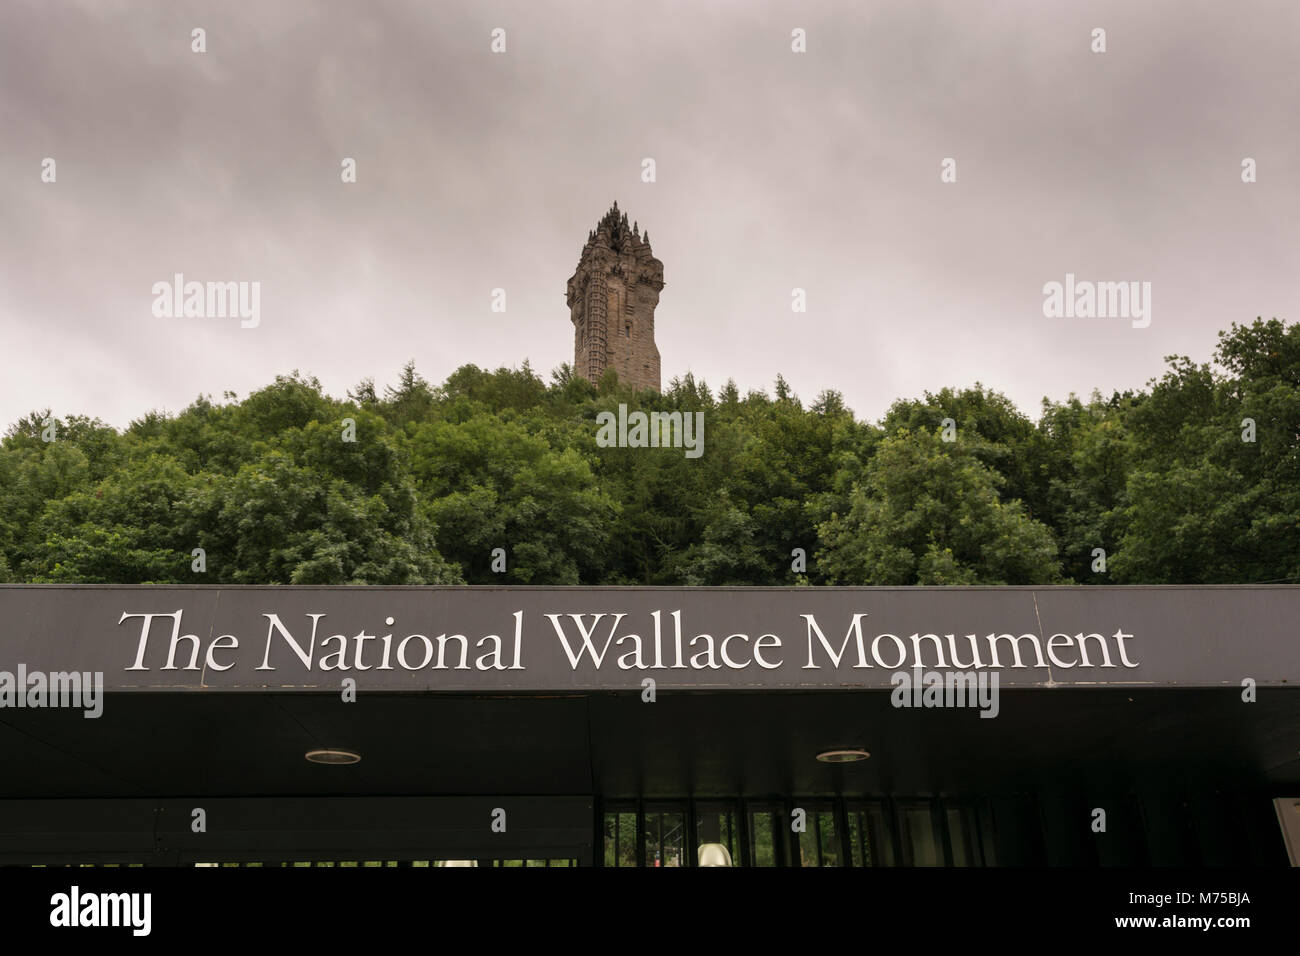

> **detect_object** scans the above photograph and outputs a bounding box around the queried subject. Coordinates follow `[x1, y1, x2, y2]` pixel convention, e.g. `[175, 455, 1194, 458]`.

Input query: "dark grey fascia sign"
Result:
[0, 585, 1295, 692]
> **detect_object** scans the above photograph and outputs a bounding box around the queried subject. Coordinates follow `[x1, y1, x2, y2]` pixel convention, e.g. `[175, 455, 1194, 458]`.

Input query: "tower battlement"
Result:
[566, 202, 663, 392]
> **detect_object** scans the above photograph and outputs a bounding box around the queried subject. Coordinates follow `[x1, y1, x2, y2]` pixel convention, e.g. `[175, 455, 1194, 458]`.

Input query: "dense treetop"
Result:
[2, 319, 1296, 586]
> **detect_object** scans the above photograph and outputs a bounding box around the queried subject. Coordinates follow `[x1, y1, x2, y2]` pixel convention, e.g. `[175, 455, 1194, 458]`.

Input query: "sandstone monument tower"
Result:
[566, 202, 663, 392]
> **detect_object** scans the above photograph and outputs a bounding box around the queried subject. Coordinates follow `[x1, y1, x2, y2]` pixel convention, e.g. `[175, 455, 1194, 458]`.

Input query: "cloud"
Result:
[1, 0, 1297, 428]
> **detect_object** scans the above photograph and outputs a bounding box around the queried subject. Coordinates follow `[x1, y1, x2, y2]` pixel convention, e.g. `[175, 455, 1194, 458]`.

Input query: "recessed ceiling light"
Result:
[816, 748, 869, 763]
[306, 749, 361, 765]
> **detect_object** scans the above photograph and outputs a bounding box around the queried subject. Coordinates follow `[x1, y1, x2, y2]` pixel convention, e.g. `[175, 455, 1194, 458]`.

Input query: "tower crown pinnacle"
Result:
[590, 201, 657, 257]
[567, 205, 663, 393]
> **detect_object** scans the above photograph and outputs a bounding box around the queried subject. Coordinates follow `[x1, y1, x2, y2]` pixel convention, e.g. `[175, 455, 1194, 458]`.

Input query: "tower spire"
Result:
[566, 205, 664, 393]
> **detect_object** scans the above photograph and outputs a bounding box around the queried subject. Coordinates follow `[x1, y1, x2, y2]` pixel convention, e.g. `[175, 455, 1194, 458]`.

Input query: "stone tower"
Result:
[566, 202, 663, 392]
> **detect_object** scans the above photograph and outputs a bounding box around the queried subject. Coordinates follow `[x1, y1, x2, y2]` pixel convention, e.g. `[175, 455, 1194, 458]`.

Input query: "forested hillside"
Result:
[1, 318, 1296, 586]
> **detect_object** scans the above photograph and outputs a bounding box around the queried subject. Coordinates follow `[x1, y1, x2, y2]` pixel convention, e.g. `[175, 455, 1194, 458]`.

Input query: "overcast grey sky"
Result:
[2, 0, 1297, 429]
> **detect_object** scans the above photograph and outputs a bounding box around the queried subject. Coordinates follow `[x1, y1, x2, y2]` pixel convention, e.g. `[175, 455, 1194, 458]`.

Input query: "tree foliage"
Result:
[2, 319, 1296, 585]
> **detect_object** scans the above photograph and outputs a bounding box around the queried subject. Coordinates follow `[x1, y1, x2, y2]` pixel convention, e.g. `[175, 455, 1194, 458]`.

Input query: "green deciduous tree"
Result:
[816, 428, 1062, 585]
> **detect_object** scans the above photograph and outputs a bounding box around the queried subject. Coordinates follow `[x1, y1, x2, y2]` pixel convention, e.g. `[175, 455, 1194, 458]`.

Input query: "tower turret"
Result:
[566, 203, 664, 392]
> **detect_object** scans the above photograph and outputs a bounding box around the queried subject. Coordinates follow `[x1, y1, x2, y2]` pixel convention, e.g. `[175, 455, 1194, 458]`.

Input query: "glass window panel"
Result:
[818, 811, 842, 867]
[795, 806, 841, 867]
[746, 806, 782, 867]
[846, 803, 895, 867]
[695, 804, 737, 866]
[898, 804, 942, 866]
[643, 807, 686, 867]
[946, 807, 979, 867]
[617, 811, 636, 866]
[846, 811, 865, 867]
[866, 804, 897, 866]
[603, 808, 638, 867]
[603, 813, 617, 867]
